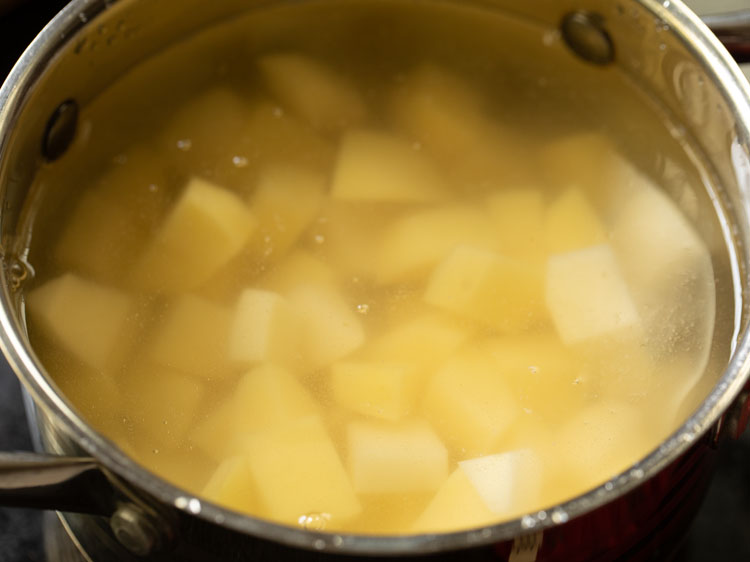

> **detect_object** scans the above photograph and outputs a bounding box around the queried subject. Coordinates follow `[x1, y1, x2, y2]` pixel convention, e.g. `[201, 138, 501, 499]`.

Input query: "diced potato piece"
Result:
[229, 288, 302, 367]
[545, 244, 639, 345]
[487, 188, 545, 259]
[423, 354, 519, 457]
[202, 457, 257, 514]
[250, 165, 326, 259]
[365, 313, 471, 370]
[131, 177, 257, 292]
[412, 468, 496, 533]
[331, 362, 419, 421]
[126, 441, 214, 495]
[120, 362, 205, 444]
[376, 206, 496, 284]
[244, 416, 361, 525]
[288, 284, 365, 368]
[56, 147, 170, 283]
[27, 273, 135, 371]
[258, 251, 336, 294]
[545, 188, 607, 254]
[193, 363, 318, 460]
[347, 419, 448, 494]
[257, 53, 366, 134]
[424, 246, 545, 332]
[331, 130, 448, 202]
[148, 294, 232, 379]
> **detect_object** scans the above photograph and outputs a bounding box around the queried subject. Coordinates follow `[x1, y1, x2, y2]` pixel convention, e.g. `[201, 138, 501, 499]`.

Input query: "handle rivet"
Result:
[110, 503, 161, 557]
[561, 11, 615, 65]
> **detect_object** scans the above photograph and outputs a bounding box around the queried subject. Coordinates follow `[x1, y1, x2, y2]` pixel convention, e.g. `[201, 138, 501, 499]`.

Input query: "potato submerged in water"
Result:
[25, 0, 724, 536]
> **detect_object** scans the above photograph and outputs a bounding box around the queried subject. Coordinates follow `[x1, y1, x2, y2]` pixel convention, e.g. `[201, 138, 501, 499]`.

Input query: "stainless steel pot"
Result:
[1, 0, 750, 560]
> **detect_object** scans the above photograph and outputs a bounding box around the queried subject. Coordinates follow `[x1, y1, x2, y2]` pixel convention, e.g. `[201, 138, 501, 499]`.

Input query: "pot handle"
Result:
[703, 10, 750, 64]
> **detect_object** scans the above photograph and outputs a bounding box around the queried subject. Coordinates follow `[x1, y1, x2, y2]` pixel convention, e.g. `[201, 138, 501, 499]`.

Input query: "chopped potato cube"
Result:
[229, 288, 303, 367]
[376, 206, 496, 284]
[27, 273, 135, 371]
[331, 362, 419, 421]
[424, 246, 545, 332]
[193, 363, 318, 460]
[347, 419, 448, 494]
[487, 188, 545, 259]
[423, 354, 519, 457]
[331, 130, 448, 202]
[545, 244, 639, 345]
[288, 284, 365, 368]
[257, 53, 366, 134]
[545, 188, 607, 254]
[258, 251, 337, 294]
[131, 177, 257, 292]
[244, 416, 361, 525]
[148, 294, 232, 379]
[202, 456, 257, 514]
[250, 165, 326, 259]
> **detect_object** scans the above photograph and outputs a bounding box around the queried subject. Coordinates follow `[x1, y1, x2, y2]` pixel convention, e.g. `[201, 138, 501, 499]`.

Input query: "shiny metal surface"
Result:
[0, 0, 749, 558]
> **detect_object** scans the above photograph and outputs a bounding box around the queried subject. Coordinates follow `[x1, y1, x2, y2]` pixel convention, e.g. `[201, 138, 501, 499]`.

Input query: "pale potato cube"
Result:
[376, 206, 496, 284]
[55, 147, 169, 283]
[257, 251, 336, 294]
[202, 457, 257, 514]
[545, 188, 607, 254]
[412, 468, 496, 533]
[487, 188, 545, 259]
[27, 273, 134, 371]
[331, 362, 419, 421]
[545, 244, 639, 345]
[331, 130, 448, 202]
[288, 284, 365, 368]
[244, 416, 361, 525]
[148, 294, 232, 379]
[193, 363, 318, 460]
[347, 419, 448, 494]
[424, 246, 545, 332]
[250, 165, 326, 259]
[257, 53, 366, 134]
[131, 177, 257, 292]
[423, 354, 519, 457]
[120, 362, 205, 444]
[365, 313, 471, 370]
[229, 289, 303, 367]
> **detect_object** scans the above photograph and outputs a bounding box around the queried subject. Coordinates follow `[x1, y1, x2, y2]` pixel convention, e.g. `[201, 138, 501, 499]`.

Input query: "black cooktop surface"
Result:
[1, 2, 750, 561]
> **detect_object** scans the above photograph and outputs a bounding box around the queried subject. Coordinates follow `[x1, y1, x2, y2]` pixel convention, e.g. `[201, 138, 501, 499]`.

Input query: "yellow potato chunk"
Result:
[424, 246, 545, 332]
[148, 294, 232, 379]
[365, 313, 471, 370]
[545, 244, 639, 346]
[545, 188, 607, 254]
[229, 288, 303, 367]
[258, 251, 336, 294]
[27, 273, 135, 371]
[120, 362, 205, 444]
[131, 177, 257, 292]
[202, 457, 257, 514]
[244, 416, 361, 525]
[55, 147, 170, 284]
[250, 165, 326, 259]
[331, 130, 448, 202]
[376, 206, 496, 284]
[487, 188, 545, 259]
[331, 362, 419, 421]
[288, 284, 365, 368]
[347, 419, 448, 494]
[257, 53, 366, 134]
[423, 354, 519, 457]
[193, 363, 318, 460]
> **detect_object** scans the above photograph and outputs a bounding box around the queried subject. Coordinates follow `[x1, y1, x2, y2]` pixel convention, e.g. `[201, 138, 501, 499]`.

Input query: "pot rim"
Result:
[1, 0, 750, 555]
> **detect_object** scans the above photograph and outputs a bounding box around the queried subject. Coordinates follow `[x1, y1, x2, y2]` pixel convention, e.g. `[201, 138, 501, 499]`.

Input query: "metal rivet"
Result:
[561, 11, 615, 65]
[42, 99, 78, 161]
[110, 504, 161, 557]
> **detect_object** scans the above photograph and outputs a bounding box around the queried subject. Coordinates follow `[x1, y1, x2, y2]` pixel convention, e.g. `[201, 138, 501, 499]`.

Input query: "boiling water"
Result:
[22, 0, 735, 534]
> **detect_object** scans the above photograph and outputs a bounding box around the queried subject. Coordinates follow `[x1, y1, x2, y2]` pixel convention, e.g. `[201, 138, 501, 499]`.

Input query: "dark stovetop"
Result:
[1, 2, 750, 561]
